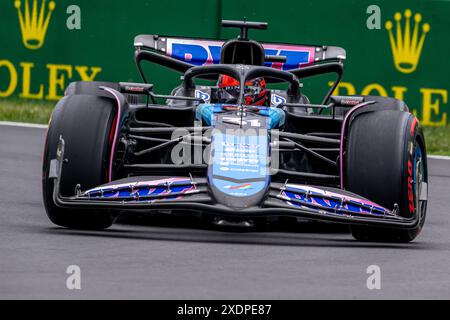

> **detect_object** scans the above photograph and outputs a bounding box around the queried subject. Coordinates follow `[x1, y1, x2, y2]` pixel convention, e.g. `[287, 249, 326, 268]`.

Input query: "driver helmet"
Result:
[217, 75, 268, 106]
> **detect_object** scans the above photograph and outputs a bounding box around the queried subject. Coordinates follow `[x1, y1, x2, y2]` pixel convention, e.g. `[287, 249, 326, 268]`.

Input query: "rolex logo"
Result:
[385, 9, 430, 74]
[15, 0, 56, 50]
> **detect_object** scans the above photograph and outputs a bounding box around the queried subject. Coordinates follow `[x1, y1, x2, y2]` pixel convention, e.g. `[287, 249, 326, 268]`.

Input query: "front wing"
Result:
[49, 137, 419, 230]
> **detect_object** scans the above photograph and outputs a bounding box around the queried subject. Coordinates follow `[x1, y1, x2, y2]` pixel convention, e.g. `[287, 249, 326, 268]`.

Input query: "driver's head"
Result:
[217, 75, 268, 106]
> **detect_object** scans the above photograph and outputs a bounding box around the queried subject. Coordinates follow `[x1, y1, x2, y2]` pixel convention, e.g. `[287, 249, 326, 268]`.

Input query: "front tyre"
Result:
[345, 110, 428, 242]
[42, 94, 119, 230]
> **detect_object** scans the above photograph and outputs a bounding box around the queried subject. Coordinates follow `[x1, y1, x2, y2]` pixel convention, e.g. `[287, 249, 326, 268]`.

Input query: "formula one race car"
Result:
[42, 20, 428, 242]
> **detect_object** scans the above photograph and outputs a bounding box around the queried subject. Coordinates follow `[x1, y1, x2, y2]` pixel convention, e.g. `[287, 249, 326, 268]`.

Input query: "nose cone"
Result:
[207, 115, 270, 209]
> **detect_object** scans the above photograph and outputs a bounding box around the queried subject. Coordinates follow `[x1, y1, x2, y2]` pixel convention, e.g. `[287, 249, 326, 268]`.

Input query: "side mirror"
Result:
[118, 82, 154, 95]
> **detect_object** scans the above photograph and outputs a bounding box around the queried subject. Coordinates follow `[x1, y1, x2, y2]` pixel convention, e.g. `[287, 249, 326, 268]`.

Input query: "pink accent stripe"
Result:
[410, 117, 418, 136]
[102, 87, 121, 182]
[339, 102, 374, 189]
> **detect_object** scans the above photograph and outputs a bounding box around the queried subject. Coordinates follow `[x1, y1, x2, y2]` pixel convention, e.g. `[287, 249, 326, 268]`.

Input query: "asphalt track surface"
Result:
[0, 124, 449, 300]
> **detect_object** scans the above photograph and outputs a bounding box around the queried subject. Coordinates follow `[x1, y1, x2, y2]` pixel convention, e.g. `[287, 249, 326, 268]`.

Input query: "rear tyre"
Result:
[42, 94, 118, 230]
[345, 110, 427, 242]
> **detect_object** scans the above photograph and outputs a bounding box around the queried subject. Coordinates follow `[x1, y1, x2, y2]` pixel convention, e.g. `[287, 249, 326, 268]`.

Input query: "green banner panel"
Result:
[0, 0, 220, 101]
[1, 0, 449, 126]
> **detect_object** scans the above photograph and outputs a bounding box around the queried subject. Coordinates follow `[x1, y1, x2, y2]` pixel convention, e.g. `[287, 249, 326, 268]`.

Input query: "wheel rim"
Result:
[413, 145, 426, 221]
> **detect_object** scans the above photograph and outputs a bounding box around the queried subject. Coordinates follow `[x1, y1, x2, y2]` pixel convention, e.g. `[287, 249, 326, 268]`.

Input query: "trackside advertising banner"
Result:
[0, 0, 449, 126]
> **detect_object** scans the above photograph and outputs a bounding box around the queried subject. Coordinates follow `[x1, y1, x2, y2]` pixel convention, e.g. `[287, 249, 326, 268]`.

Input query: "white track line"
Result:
[1, 121, 450, 160]
[428, 155, 450, 161]
[0, 121, 47, 129]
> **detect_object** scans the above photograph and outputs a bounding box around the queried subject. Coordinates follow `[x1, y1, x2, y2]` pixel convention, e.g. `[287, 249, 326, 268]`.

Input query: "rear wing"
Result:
[134, 35, 346, 71]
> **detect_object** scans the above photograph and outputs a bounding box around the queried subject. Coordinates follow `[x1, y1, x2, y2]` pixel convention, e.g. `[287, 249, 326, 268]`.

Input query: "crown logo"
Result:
[385, 9, 430, 74]
[15, 0, 56, 50]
